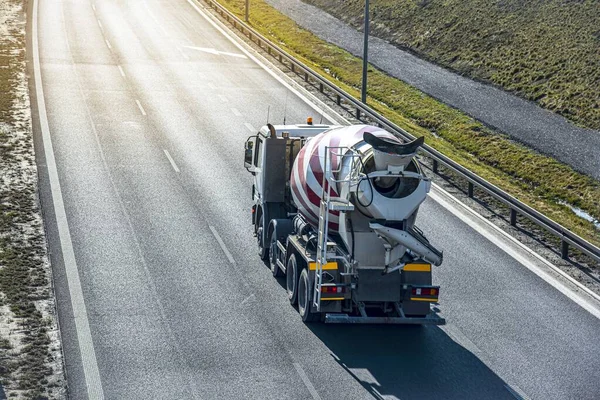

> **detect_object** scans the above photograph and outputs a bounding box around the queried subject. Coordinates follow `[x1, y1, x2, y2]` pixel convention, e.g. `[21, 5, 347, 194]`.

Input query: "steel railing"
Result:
[201, 0, 600, 264]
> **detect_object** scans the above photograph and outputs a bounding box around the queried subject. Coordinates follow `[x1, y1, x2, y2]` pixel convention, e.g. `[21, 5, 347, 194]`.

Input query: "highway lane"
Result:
[32, 0, 600, 399]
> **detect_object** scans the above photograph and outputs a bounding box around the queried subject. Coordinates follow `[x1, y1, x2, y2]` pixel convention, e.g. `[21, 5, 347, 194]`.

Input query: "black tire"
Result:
[298, 268, 320, 323]
[269, 228, 284, 277]
[257, 212, 268, 260]
[286, 254, 301, 305]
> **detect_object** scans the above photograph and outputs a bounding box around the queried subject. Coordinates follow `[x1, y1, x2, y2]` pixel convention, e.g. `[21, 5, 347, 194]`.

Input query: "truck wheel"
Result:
[298, 268, 320, 323]
[257, 213, 268, 261]
[269, 229, 284, 277]
[286, 254, 301, 305]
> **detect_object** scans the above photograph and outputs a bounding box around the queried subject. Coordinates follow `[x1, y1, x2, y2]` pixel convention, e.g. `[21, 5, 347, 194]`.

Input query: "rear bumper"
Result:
[324, 313, 445, 325]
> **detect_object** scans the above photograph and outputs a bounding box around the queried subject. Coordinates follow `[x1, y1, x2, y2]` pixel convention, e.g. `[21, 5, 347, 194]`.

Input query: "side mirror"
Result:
[244, 139, 254, 172]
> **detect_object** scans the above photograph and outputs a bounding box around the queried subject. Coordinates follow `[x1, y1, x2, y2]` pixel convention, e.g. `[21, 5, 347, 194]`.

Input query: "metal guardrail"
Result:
[203, 0, 600, 264]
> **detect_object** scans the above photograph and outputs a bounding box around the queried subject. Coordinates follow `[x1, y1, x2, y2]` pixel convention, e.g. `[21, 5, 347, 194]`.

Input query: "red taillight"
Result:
[412, 287, 439, 296]
[321, 286, 344, 293]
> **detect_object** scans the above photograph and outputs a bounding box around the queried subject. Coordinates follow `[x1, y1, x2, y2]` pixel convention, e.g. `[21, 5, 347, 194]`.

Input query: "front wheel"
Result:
[269, 229, 284, 277]
[298, 269, 320, 323]
[257, 213, 268, 260]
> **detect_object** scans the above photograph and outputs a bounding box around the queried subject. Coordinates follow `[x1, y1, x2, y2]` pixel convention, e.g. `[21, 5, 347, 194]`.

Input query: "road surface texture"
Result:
[30, 0, 600, 398]
[265, 0, 600, 181]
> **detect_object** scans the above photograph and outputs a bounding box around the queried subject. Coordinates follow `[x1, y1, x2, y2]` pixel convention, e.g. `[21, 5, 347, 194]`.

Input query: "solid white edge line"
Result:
[429, 186, 600, 320]
[218, 94, 228, 103]
[209, 226, 235, 264]
[163, 149, 180, 173]
[97, 19, 103, 30]
[135, 99, 147, 116]
[244, 122, 255, 133]
[117, 65, 125, 77]
[231, 107, 242, 117]
[91, 3, 96, 11]
[104, 39, 112, 50]
[185, 0, 346, 125]
[32, 0, 105, 398]
[293, 363, 322, 400]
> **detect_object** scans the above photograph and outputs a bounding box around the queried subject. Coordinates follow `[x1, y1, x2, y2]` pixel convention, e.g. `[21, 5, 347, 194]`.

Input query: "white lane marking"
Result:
[33, 0, 105, 397]
[177, 47, 190, 60]
[143, 0, 170, 37]
[117, 65, 125, 77]
[207, 82, 216, 90]
[429, 187, 600, 320]
[105, 39, 112, 50]
[186, 0, 343, 125]
[97, 19, 103, 31]
[163, 149, 180, 173]
[293, 363, 322, 400]
[92, 3, 96, 11]
[244, 122, 255, 133]
[218, 94, 228, 103]
[135, 99, 147, 116]
[209, 226, 235, 265]
[182, 45, 247, 59]
[240, 294, 255, 305]
[231, 107, 242, 117]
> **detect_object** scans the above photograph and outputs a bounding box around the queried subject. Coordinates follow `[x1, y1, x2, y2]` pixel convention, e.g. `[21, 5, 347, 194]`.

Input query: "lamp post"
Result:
[245, 0, 249, 22]
[361, 0, 370, 103]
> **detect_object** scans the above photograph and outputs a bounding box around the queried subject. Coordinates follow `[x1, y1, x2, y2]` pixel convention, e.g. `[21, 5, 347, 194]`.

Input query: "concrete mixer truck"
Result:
[244, 122, 445, 324]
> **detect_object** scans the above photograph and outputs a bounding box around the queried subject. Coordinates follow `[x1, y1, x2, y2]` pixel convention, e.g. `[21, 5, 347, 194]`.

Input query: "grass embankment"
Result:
[1, 0, 64, 398]
[306, 0, 600, 131]
[216, 0, 600, 248]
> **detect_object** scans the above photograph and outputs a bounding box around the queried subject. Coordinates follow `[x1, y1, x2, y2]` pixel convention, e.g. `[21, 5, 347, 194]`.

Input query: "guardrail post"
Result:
[468, 182, 474, 198]
[336, 95, 341, 106]
[305, 72, 309, 82]
[319, 83, 323, 93]
[291, 64, 295, 73]
[356, 108, 361, 119]
[432, 160, 439, 174]
[267, 47, 271, 56]
[561, 240, 569, 260]
[510, 209, 517, 226]
[278, 54, 282, 63]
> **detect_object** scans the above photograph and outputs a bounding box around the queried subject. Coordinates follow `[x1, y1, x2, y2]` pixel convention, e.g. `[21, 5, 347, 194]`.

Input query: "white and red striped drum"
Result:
[290, 125, 400, 232]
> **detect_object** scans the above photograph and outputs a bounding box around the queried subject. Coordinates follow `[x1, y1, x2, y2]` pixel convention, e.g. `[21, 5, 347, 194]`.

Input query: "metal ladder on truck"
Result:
[314, 146, 360, 310]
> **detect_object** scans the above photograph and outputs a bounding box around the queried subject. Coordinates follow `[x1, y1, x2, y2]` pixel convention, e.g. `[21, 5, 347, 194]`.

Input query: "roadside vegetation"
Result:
[0, 0, 65, 398]
[305, 0, 600, 132]
[215, 0, 600, 248]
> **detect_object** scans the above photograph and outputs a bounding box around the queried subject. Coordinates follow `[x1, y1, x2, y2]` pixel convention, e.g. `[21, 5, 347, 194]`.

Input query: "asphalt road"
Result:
[267, 0, 600, 181]
[30, 0, 600, 399]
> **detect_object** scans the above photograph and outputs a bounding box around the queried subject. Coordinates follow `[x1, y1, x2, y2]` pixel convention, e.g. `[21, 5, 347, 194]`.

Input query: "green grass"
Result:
[216, 0, 600, 248]
[305, 0, 600, 131]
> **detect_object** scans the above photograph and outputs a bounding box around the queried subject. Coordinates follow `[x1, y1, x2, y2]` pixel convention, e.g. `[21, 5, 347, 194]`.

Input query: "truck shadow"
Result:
[307, 323, 514, 400]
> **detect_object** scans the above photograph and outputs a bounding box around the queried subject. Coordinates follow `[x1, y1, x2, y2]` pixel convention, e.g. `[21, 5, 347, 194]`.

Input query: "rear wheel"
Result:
[269, 229, 284, 277]
[298, 268, 320, 323]
[286, 254, 301, 305]
[257, 213, 268, 260]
